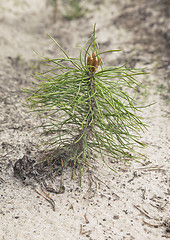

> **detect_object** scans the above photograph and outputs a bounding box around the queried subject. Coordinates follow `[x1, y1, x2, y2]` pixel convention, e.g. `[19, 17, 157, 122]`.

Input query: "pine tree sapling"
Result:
[25, 27, 147, 184]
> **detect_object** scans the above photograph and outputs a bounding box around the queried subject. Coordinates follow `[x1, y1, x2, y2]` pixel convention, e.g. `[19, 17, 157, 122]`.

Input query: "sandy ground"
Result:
[0, 0, 169, 239]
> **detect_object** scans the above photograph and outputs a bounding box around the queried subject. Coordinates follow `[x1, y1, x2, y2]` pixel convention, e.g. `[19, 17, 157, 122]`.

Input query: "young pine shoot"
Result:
[25, 27, 147, 185]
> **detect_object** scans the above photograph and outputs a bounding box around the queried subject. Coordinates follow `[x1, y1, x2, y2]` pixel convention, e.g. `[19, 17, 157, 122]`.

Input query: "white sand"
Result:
[0, 0, 169, 239]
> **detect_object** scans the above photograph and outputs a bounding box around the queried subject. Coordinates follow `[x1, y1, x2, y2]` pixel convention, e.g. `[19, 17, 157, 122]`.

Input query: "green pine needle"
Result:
[24, 26, 148, 184]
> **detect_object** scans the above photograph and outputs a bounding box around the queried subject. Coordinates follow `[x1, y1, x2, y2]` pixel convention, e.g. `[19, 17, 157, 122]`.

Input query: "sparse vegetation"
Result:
[48, 0, 86, 22]
[63, 0, 86, 20]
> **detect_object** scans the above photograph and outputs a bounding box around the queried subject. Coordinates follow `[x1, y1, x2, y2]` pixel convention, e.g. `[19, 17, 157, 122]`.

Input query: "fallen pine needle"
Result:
[143, 219, 163, 227]
[84, 213, 89, 224]
[80, 224, 83, 234]
[34, 188, 55, 211]
[134, 204, 152, 219]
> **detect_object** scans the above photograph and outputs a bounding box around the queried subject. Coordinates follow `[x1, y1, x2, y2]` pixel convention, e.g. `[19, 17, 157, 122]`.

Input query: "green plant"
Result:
[25, 26, 147, 185]
[48, 0, 58, 23]
[63, 0, 86, 19]
[47, 0, 86, 22]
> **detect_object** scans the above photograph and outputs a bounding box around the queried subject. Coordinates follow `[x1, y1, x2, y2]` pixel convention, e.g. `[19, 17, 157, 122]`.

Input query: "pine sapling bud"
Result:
[92, 56, 98, 72]
[95, 56, 101, 69]
[87, 55, 93, 71]
[87, 52, 101, 72]
[92, 52, 96, 59]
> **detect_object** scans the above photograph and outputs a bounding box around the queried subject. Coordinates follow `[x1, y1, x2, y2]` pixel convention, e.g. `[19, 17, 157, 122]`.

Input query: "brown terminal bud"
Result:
[95, 56, 101, 69]
[87, 55, 93, 71]
[92, 56, 98, 72]
[92, 52, 96, 59]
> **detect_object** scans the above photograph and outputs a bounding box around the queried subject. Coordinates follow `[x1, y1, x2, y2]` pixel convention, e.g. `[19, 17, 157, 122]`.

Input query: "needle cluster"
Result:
[25, 27, 147, 184]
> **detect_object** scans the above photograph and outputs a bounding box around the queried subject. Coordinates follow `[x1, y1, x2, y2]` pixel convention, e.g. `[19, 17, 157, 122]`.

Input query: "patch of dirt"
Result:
[0, 0, 169, 240]
[114, 0, 170, 102]
[115, 0, 170, 61]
